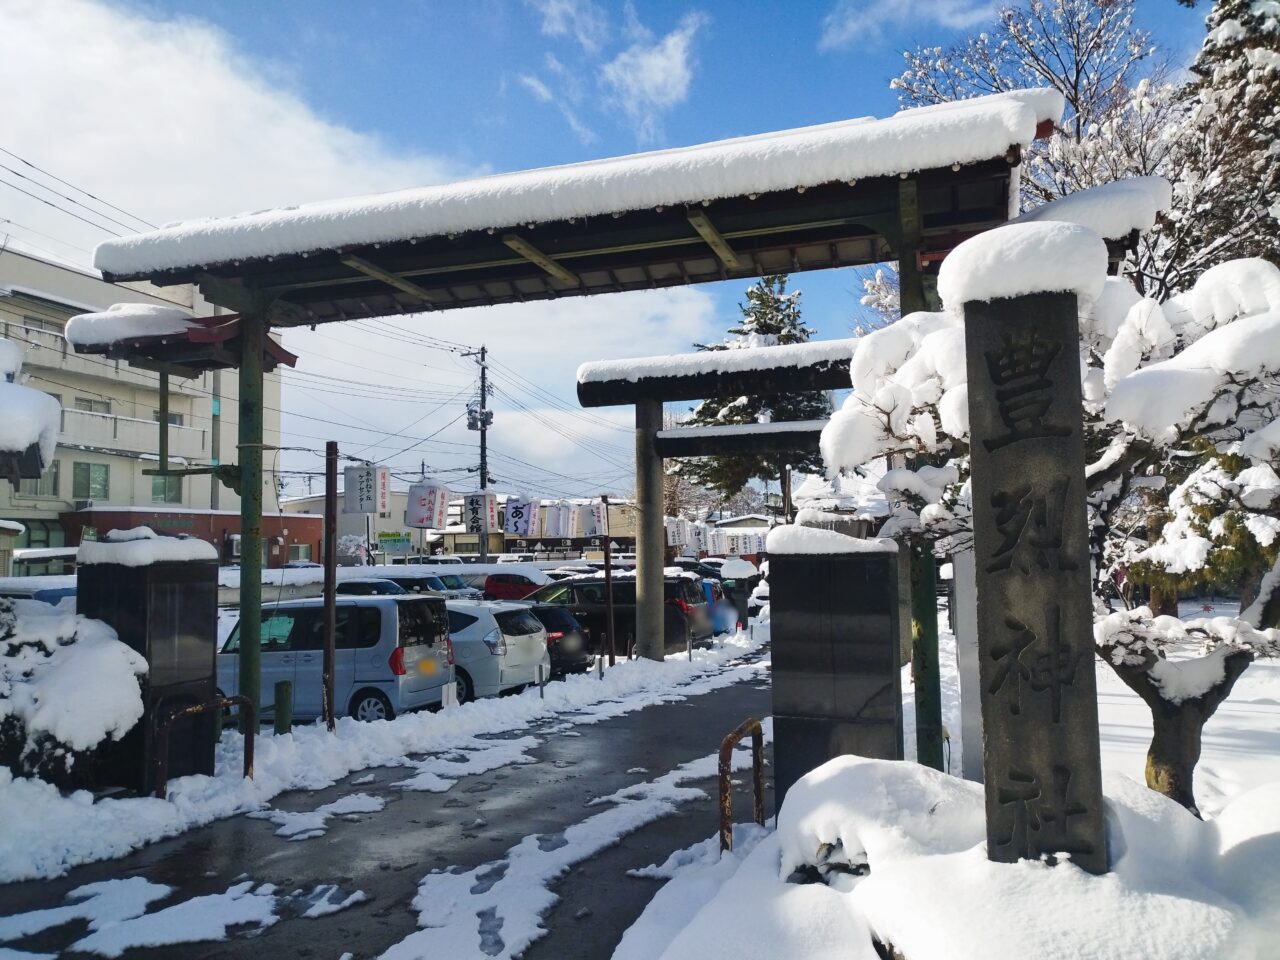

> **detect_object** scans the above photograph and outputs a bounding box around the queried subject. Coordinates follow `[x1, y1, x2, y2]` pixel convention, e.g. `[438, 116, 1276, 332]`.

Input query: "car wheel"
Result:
[454, 668, 475, 705]
[349, 689, 395, 722]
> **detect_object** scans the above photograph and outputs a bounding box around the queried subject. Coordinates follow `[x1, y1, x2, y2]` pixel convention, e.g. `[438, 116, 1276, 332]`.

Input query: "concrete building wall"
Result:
[0, 250, 282, 553]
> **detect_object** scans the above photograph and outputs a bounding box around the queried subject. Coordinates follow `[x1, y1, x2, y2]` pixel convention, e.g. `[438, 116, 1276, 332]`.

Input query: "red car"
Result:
[483, 572, 542, 601]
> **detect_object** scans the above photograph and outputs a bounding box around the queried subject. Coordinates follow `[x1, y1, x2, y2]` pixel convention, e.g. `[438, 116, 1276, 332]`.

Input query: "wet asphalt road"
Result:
[0, 660, 773, 960]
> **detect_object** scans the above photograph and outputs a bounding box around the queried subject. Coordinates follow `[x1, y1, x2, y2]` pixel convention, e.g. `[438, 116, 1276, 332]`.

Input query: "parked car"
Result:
[445, 600, 552, 703]
[218, 595, 451, 722]
[672, 557, 723, 581]
[524, 604, 593, 677]
[483, 572, 542, 601]
[282, 560, 322, 569]
[701, 578, 737, 634]
[523, 574, 712, 656]
[337, 578, 408, 596]
[433, 572, 485, 599]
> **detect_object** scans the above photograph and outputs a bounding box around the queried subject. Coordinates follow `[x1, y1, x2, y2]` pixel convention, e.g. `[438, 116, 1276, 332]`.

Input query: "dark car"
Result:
[673, 557, 723, 581]
[525, 604, 593, 677]
[336, 578, 408, 596]
[524, 574, 712, 656]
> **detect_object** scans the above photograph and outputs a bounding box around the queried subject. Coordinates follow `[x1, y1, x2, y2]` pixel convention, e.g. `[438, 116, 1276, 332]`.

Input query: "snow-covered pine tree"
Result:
[1173, 0, 1280, 274]
[669, 275, 831, 498]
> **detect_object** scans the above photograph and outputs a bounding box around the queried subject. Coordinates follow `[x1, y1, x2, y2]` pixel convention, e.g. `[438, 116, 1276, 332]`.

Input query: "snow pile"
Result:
[766, 525, 897, 555]
[0, 378, 60, 466]
[78, 527, 218, 567]
[64, 302, 198, 348]
[96, 89, 1063, 277]
[650, 757, 1280, 960]
[718, 558, 758, 579]
[0, 598, 147, 781]
[937, 221, 1109, 309]
[579, 340, 855, 385]
[0, 627, 766, 881]
[0, 338, 24, 380]
[1011, 176, 1172, 239]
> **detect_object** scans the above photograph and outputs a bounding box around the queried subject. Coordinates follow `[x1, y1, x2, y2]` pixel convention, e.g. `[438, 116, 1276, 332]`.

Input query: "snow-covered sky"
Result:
[0, 0, 1204, 498]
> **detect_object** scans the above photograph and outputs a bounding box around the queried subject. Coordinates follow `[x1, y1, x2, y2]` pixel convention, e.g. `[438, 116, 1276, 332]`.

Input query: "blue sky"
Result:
[2, 0, 1208, 497]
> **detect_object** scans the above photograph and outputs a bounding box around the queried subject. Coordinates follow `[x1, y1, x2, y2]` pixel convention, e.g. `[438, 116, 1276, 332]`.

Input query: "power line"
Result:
[0, 176, 123, 236]
[0, 161, 150, 235]
[0, 145, 156, 228]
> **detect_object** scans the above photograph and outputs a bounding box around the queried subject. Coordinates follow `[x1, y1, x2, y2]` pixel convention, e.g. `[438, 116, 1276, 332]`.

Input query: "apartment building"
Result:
[0, 249, 284, 568]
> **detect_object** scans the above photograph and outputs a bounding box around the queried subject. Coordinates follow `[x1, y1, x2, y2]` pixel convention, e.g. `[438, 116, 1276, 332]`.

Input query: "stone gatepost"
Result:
[964, 291, 1108, 875]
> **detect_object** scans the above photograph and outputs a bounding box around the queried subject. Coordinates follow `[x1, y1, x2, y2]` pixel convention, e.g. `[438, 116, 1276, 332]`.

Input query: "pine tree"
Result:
[670, 276, 831, 498]
[1174, 0, 1280, 273]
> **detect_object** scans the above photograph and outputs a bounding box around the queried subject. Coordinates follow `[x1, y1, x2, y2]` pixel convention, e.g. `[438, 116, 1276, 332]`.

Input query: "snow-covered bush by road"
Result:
[0, 598, 147, 785]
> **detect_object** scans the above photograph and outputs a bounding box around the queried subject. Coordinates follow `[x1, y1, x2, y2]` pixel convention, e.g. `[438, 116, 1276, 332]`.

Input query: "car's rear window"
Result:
[439, 575, 466, 589]
[531, 607, 578, 632]
[496, 609, 543, 636]
[396, 599, 444, 646]
[447, 609, 479, 633]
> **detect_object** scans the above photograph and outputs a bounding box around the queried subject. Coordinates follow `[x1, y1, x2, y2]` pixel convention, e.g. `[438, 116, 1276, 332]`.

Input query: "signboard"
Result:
[505, 495, 541, 537]
[344, 466, 390, 514]
[592, 501, 609, 537]
[80, 526, 98, 542]
[464, 492, 499, 534]
[407, 482, 450, 529]
[544, 500, 570, 538]
[377, 532, 413, 555]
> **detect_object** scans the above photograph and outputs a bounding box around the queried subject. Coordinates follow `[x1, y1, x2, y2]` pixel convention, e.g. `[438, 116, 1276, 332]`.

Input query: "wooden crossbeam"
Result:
[502, 234, 580, 287]
[340, 254, 438, 305]
[687, 209, 744, 270]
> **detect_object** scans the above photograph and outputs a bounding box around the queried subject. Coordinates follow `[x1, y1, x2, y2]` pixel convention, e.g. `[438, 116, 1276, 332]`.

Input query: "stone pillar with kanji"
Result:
[964, 291, 1108, 876]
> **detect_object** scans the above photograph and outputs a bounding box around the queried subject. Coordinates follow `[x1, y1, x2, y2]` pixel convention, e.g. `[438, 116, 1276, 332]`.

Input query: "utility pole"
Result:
[466, 345, 493, 561]
[323, 442, 337, 732]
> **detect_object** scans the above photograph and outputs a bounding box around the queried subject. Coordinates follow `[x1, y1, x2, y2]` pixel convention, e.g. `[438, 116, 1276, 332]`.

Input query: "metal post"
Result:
[237, 309, 266, 735]
[781, 462, 793, 523]
[596, 655, 603, 681]
[634, 398, 665, 661]
[911, 543, 944, 770]
[274, 680, 293, 734]
[602, 495, 617, 667]
[537, 664, 545, 698]
[158, 371, 169, 477]
[478, 345, 489, 562]
[323, 441, 338, 732]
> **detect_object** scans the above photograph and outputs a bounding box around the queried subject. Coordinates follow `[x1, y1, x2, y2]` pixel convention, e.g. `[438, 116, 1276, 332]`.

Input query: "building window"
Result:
[17, 459, 59, 498]
[72, 462, 109, 500]
[153, 410, 185, 426]
[288, 544, 312, 562]
[22, 316, 60, 334]
[74, 397, 111, 415]
[151, 474, 182, 504]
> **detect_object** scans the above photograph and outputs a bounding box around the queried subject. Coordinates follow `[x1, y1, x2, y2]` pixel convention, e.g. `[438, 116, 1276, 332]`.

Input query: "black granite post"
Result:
[964, 292, 1108, 875]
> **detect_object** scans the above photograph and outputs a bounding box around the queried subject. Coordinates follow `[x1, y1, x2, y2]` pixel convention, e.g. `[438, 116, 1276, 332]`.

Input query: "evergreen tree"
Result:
[670, 276, 831, 498]
[1174, 0, 1280, 272]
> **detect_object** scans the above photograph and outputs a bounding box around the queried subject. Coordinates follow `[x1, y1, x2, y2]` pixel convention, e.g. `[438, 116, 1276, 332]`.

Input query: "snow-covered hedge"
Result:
[0, 598, 147, 787]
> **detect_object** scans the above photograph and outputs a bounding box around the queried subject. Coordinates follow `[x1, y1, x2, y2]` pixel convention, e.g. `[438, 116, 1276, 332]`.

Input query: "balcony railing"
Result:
[60, 408, 206, 460]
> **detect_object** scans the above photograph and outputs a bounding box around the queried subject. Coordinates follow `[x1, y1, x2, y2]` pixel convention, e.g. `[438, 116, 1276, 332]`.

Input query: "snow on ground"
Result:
[0, 627, 768, 882]
[247, 791, 385, 840]
[379, 720, 774, 960]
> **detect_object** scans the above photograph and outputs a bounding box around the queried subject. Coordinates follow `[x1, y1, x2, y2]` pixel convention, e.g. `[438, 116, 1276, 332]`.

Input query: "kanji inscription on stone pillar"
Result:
[964, 292, 1108, 875]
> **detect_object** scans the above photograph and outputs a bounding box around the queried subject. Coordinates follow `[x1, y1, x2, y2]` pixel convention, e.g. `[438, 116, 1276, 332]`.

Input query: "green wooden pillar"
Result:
[238, 309, 266, 735]
[899, 178, 945, 771]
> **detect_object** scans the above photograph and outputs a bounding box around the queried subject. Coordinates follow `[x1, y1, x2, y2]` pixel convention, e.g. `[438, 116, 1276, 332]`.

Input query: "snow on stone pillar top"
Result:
[77, 526, 218, 567]
[0, 336, 61, 470]
[0, 338, 24, 381]
[937, 221, 1109, 312]
[766, 524, 898, 555]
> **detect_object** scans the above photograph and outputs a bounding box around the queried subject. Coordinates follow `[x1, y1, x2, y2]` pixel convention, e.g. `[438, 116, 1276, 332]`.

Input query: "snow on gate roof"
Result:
[93, 89, 1064, 302]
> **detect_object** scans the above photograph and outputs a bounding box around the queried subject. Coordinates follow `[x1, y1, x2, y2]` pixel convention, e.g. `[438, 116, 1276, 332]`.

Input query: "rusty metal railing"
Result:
[154, 695, 255, 799]
[719, 717, 765, 853]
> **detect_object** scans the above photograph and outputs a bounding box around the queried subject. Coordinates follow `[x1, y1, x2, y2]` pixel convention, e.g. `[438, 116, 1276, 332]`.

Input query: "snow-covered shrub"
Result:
[0, 598, 147, 787]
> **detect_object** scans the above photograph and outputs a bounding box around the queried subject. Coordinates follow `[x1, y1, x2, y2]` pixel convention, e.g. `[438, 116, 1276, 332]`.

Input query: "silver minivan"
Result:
[217, 595, 451, 722]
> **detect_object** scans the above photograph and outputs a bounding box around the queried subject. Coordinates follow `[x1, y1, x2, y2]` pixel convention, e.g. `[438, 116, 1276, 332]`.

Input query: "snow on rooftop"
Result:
[766, 524, 898, 555]
[656, 419, 829, 440]
[1011, 176, 1172, 240]
[938, 221, 1109, 309]
[64, 302, 198, 348]
[0, 381, 60, 466]
[95, 89, 1064, 278]
[0, 519, 25, 536]
[579, 341, 855, 385]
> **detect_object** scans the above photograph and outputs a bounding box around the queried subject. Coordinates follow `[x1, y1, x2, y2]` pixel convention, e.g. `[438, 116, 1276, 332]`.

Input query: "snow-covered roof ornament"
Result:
[64, 302, 198, 349]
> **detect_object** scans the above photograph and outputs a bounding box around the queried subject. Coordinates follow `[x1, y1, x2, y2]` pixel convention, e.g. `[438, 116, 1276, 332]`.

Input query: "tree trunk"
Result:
[1148, 584, 1180, 618]
[1103, 648, 1254, 816]
[1146, 700, 1207, 817]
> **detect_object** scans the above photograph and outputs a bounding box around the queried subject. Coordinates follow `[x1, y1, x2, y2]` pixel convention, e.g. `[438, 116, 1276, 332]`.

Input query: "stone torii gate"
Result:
[88, 89, 1062, 729]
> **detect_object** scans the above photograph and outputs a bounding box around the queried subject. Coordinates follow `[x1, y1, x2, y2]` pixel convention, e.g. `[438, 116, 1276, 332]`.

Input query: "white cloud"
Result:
[523, 0, 609, 54]
[517, 68, 597, 145]
[819, 0, 995, 50]
[0, 0, 468, 267]
[600, 12, 708, 143]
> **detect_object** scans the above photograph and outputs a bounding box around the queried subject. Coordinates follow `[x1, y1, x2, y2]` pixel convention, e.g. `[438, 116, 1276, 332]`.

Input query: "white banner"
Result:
[504, 495, 540, 536]
[592, 501, 609, 537]
[344, 466, 378, 514]
[464, 492, 499, 534]
[406, 482, 450, 529]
